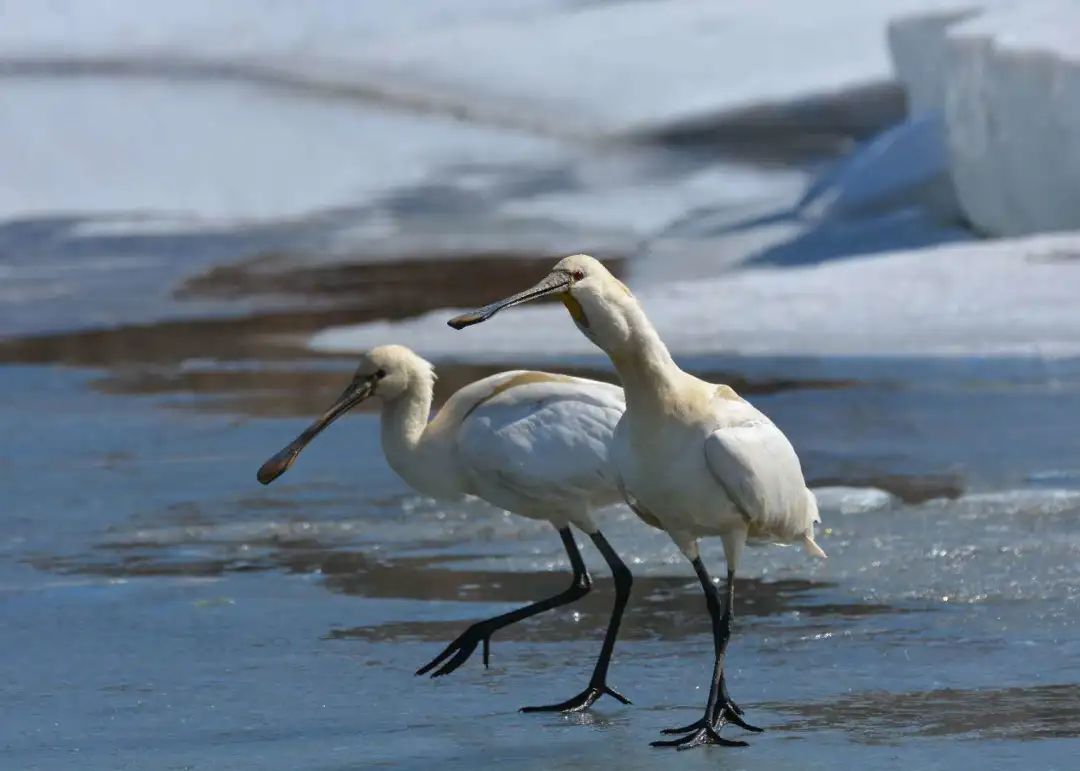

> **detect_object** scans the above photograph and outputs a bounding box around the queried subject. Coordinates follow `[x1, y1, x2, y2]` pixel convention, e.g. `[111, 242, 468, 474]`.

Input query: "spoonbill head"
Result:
[256, 343, 633, 713]
[256, 345, 428, 485]
[450, 256, 825, 749]
[449, 254, 637, 353]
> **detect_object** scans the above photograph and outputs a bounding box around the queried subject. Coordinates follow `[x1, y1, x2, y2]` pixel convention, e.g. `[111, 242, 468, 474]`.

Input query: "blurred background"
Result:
[2, 1, 1080, 769]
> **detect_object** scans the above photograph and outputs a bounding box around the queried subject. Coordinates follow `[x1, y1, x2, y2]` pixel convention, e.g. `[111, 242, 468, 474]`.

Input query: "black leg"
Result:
[652, 561, 762, 750]
[521, 530, 634, 713]
[416, 527, 591, 678]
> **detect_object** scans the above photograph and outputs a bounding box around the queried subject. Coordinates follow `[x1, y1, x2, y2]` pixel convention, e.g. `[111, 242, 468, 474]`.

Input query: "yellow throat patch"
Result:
[560, 293, 589, 327]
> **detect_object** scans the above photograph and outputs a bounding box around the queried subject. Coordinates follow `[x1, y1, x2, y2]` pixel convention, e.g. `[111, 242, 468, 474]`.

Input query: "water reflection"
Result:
[770, 683, 1080, 742]
[31, 528, 899, 647]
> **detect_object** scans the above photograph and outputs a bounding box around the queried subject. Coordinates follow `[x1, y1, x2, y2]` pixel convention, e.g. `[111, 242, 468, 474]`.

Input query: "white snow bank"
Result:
[0, 0, 568, 57]
[0, 74, 805, 230]
[797, 112, 958, 219]
[889, 0, 1080, 236]
[311, 232, 1080, 359]
[1, 0, 996, 137]
[1, 0, 1001, 224]
[888, 6, 983, 113]
[0, 77, 562, 222]
[335, 0, 960, 137]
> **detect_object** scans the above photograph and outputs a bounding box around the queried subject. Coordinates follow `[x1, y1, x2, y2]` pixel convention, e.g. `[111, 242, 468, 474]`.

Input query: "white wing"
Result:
[457, 376, 624, 513]
[704, 420, 824, 554]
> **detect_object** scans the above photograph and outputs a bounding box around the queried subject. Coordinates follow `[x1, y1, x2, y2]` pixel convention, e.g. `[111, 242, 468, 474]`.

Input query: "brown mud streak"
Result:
[0, 251, 619, 367]
[31, 541, 898, 643]
[0, 249, 858, 417]
[85, 361, 858, 418]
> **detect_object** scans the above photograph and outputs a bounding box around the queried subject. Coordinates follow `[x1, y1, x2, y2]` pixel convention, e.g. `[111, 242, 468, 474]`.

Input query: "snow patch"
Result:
[1, 0, 997, 137]
[0, 78, 562, 222]
[889, 1, 1080, 235]
[1, 0, 1002, 225]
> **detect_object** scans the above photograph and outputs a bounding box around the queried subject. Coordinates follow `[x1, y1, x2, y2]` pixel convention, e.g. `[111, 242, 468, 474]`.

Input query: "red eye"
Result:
[572, 270, 585, 281]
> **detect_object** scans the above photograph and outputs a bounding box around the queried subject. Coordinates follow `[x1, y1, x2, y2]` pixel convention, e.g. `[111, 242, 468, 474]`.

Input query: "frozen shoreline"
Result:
[0, 0, 980, 226]
[311, 232, 1080, 359]
[7, 0, 1080, 356]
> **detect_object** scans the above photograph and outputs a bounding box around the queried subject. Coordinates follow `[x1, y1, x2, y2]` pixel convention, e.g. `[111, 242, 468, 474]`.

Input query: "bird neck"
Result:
[379, 376, 443, 494]
[606, 299, 684, 414]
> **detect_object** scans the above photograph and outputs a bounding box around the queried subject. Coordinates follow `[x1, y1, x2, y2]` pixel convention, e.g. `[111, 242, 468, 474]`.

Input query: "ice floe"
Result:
[890, 0, 1080, 235]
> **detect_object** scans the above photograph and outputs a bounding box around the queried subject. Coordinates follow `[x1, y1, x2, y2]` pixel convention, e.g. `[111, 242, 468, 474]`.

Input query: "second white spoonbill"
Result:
[449, 255, 826, 749]
[257, 344, 632, 713]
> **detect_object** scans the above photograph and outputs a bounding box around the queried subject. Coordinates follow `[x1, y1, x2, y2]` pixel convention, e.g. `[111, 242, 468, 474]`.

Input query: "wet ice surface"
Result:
[3, 355, 1080, 770]
[3, 7, 1079, 763]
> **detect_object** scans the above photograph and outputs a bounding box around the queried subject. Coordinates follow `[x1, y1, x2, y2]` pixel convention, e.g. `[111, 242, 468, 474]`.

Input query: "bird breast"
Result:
[613, 414, 743, 535]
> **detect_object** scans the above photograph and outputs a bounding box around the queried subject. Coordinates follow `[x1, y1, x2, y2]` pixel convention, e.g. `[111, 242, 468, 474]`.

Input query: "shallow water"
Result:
[3, 348, 1079, 770]
[3, 27, 1078, 765]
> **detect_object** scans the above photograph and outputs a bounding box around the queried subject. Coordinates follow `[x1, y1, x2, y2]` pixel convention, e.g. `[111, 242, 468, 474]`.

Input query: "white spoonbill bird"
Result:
[449, 255, 826, 749]
[256, 344, 633, 713]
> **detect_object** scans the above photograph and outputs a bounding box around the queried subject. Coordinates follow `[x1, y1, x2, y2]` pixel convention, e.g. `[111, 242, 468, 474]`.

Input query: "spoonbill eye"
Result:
[376, 369, 387, 379]
[572, 269, 585, 281]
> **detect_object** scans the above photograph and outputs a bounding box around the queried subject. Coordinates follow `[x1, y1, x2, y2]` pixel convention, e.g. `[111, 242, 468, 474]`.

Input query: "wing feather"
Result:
[456, 378, 624, 510]
[704, 420, 823, 554]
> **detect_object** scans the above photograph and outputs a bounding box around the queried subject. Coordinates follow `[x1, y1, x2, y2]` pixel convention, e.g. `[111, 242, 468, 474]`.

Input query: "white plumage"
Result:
[611, 385, 824, 559]
[257, 345, 633, 713]
[449, 254, 825, 750]
[705, 421, 824, 555]
[436, 370, 625, 525]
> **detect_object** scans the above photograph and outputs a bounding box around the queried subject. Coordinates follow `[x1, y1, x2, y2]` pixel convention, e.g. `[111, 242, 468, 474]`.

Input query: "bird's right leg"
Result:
[652, 560, 762, 749]
[416, 526, 591, 678]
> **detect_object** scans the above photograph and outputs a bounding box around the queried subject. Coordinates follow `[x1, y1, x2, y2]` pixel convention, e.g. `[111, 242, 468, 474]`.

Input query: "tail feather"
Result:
[802, 533, 827, 559]
[803, 489, 826, 558]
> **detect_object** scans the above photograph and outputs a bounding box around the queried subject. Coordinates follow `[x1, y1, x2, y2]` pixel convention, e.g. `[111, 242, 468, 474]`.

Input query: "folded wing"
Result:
[457, 377, 625, 511]
[704, 420, 824, 556]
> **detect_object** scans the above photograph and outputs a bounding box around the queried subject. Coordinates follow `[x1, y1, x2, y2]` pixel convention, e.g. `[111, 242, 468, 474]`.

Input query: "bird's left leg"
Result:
[652, 559, 762, 749]
[521, 530, 634, 713]
[416, 526, 592, 678]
